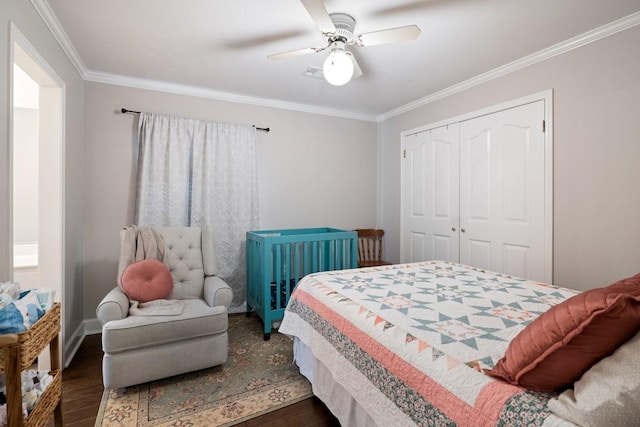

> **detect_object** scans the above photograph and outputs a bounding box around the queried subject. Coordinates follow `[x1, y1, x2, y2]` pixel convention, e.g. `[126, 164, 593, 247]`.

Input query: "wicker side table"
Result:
[0, 302, 62, 427]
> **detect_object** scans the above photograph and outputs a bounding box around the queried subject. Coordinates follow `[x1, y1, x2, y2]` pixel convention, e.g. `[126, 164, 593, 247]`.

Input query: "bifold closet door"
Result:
[402, 124, 460, 263]
[459, 100, 545, 280]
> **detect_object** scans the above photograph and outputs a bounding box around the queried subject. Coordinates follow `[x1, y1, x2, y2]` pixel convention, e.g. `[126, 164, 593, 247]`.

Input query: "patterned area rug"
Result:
[95, 314, 312, 426]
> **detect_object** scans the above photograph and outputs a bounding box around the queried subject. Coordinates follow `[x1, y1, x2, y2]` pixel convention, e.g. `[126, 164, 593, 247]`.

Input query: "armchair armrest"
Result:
[96, 286, 130, 325]
[204, 276, 233, 308]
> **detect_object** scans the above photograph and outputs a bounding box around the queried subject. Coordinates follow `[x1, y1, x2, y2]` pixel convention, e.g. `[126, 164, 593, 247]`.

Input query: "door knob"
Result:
[461, 228, 466, 233]
[451, 227, 456, 232]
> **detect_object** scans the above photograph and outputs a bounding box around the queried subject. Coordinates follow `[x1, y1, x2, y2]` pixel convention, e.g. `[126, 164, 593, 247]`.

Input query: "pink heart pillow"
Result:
[120, 259, 173, 303]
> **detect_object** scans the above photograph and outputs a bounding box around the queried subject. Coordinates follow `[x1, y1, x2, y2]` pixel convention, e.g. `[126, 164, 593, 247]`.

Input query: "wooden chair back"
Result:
[355, 229, 392, 268]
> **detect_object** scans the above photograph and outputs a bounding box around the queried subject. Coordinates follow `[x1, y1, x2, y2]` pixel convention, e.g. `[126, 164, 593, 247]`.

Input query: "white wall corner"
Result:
[29, 0, 88, 79]
[63, 320, 85, 369]
[84, 318, 103, 335]
[63, 318, 101, 368]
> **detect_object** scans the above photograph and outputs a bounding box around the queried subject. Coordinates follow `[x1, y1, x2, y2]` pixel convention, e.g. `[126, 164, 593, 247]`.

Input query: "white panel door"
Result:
[459, 100, 546, 280]
[402, 124, 459, 263]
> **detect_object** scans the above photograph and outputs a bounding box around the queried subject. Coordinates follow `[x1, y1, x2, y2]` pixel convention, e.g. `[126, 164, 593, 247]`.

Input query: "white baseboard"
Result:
[63, 321, 85, 369]
[84, 318, 102, 335]
[63, 318, 102, 369]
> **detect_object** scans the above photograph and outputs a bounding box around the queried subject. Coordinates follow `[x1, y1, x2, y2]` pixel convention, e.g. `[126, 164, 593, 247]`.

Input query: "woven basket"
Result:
[23, 369, 62, 427]
[0, 303, 61, 371]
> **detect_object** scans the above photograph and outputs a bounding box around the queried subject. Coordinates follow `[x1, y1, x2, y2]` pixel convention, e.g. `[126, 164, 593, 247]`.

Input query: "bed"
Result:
[279, 260, 614, 426]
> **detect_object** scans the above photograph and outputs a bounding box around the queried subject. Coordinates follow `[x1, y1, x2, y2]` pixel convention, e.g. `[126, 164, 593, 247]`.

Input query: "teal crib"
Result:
[246, 227, 358, 340]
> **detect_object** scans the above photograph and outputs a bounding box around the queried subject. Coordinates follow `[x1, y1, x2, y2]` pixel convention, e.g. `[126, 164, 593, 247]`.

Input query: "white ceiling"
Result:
[44, 0, 640, 119]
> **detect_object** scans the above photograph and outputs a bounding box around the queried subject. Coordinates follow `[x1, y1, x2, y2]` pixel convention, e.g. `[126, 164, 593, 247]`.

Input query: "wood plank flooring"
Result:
[46, 332, 339, 426]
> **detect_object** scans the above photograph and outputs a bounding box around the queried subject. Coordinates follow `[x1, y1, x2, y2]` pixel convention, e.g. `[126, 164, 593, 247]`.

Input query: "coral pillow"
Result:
[120, 259, 173, 303]
[486, 274, 640, 392]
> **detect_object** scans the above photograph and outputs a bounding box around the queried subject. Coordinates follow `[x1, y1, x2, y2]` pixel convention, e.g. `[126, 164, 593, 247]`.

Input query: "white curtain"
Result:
[134, 112, 259, 312]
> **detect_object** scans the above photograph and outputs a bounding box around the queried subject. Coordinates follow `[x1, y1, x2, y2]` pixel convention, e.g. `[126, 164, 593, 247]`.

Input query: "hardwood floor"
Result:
[46, 333, 339, 426]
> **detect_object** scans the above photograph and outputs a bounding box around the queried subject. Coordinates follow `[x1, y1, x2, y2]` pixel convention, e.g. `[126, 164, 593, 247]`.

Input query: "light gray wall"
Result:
[379, 26, 640, 292]
[0, 1, 85, 347]
[82, 82, 377, 318]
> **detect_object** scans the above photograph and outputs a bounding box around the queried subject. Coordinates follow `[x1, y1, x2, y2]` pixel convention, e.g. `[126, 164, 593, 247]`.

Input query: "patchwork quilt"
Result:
[279, 261, 579, 426]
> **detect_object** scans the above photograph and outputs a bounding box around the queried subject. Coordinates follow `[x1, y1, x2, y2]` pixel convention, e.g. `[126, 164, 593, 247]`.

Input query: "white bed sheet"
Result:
[293, 336, 378, 426]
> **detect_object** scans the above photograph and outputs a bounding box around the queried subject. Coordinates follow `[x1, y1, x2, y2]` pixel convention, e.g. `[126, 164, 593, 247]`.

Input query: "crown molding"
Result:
[377, 10, 640, 122]
[31, 0, 639, 124]
[30, 0, 87, 79]
[30, 0, 375, 121]
[84, 70, 377, 122]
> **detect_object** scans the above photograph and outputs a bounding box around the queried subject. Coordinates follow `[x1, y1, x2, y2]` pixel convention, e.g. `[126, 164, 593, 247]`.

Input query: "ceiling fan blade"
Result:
[346, 52, 363, 79]
[300, 0, 336, 34]
[267, 47, 318, 60]
[358, 25, 421, 47]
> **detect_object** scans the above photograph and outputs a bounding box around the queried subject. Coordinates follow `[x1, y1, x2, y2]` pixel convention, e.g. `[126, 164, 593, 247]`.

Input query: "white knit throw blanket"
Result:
[129, 299, 185, 316]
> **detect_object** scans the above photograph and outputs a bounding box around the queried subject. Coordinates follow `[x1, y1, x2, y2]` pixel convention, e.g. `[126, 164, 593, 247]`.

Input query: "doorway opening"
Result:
[10, 23, 65, 368]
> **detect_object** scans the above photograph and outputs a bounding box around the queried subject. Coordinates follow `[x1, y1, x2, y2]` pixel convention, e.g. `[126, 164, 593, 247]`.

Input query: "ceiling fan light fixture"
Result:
[323, 41, 354, 86]
[268, 1, 422, 83]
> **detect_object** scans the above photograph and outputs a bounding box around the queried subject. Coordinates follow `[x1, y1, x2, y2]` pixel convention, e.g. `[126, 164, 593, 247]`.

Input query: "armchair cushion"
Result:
[120, 259, 173, 303]
[155, 227, 206, 299]
[102, 299, 228, 354]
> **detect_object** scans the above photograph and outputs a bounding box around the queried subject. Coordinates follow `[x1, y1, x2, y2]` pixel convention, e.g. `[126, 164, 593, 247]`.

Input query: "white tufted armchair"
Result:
[96, 226, 232, 389]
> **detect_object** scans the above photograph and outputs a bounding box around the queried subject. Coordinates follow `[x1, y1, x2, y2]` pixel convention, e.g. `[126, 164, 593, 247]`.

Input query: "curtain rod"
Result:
[120, 108, 270, 132]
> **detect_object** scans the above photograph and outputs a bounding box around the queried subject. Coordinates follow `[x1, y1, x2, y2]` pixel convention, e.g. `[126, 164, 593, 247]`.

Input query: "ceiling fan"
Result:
[267, 0, 421, 86]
